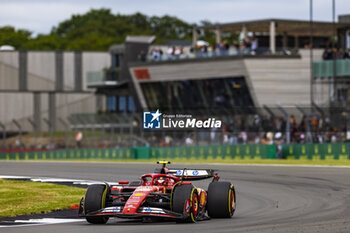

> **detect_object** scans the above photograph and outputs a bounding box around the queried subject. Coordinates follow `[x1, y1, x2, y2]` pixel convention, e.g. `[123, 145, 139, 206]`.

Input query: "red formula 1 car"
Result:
[78, 161, 236, 223]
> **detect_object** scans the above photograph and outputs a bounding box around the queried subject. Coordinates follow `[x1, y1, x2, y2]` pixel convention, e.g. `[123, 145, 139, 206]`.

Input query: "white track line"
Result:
[0, 218, 85, 228]
[0, 175, 121, 186]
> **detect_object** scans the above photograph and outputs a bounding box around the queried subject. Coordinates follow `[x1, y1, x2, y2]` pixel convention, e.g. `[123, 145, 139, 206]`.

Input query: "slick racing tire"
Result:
[207, 182, 236, 218]
[84, 184, 109, 224]
[171, 184, 199, 223]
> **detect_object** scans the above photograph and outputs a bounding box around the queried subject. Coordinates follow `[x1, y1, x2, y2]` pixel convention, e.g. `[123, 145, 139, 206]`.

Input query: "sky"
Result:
[1, 0, 350, 35]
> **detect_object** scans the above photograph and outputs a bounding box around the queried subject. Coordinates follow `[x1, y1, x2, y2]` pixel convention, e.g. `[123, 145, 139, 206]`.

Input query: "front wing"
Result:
[79, 204, 185, 220]
[78, 199, 208, 221]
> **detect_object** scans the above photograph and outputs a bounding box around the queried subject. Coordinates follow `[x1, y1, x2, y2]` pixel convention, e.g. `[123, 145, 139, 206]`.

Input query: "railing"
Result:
[86, 69, 119, 86]
[146, 47, 297, 62]
[313, 59, 350, 78]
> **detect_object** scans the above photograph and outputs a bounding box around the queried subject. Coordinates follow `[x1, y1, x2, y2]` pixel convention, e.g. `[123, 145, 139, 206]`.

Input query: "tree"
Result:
[2, 9, 198, 50]
[149, 15, 193, 43]
[24, 34, 62, 50]
[0, 26, 31, 49]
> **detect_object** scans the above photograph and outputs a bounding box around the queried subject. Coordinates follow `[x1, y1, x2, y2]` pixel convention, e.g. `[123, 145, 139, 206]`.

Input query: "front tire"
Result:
[207, 182, 236, 218]
[84, 184, 109, 224]
[172, 184, 199, 223]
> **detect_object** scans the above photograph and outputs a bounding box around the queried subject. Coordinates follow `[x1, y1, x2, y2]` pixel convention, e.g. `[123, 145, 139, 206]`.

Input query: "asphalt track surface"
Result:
[1, 161, 350, 233]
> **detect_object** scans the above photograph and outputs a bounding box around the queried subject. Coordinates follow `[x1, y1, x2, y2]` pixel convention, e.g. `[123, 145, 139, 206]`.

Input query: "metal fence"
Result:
[0, 106, 349, 150]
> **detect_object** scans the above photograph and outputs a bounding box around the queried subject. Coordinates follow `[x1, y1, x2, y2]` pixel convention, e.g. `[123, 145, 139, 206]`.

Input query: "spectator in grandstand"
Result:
[174, 47, 183, 58]
[331, 133, 337, 143]
[243, 38, 251, 54]
[298, 115, 307, 132]
[222, 41, 230, 56]
[15, 139, 24, 149]
[337, 48, 345, 59]
[289, 114, 297, 140]
[210, 44, 217, 55]
[254, 135, 260, 144]
[217, 43, 223, 55]
[299, 133, 305, 144]
[239, 131, 248, 144]
[251, 38, 258, 55]
[274, 117, 284, 132]
[46, 143, 56, 150]
[137, 50, 147, 62]
[261, 132, 273, 145]
[165, 135, 173, 146]
[322, 48, 332, 60]
[344, 48, 350, 59]
[274, 132, 283, 159]
[201, 45, 208, 56]
[167, 46, 175, 59]
[150, 48, 163, 61]
[223, 41, 230, 51]
[233, 40, 240, 54]
[310, 116, 319, 132]
[167, 46, 173, 55]
[185, 135, 194, 145]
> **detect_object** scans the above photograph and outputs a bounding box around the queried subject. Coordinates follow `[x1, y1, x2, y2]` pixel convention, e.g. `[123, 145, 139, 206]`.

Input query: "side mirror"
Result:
[118, 181, 129, 185]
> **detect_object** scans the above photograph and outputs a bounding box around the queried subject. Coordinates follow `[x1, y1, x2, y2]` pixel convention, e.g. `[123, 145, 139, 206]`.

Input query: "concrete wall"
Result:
[82, 52, 111, 91]
[63, 52, 75, 90]
[0, 52, 19, 90]
[243, 49, 323, 106]
[0, 51, 110, 132]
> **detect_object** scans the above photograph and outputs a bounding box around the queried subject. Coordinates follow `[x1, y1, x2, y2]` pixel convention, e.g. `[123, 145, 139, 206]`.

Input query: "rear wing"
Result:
[168, 169, 217, 180]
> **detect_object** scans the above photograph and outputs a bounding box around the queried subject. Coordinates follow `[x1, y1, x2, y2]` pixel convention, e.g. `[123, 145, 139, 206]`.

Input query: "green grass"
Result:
[0, 179, 85, 217]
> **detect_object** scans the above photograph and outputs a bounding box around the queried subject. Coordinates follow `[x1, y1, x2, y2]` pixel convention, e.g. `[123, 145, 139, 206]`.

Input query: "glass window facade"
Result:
[140, 77, 254, 113]
[107, 96, 116, 112]
[106, 95, 135, 112]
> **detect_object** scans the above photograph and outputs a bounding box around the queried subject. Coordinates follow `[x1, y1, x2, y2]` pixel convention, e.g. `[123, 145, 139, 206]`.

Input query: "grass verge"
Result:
[0, 179, 85, 218]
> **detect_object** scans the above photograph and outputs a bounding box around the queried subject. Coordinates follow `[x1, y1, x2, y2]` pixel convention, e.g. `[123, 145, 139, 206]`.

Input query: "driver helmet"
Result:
[155, 177, 167, 185]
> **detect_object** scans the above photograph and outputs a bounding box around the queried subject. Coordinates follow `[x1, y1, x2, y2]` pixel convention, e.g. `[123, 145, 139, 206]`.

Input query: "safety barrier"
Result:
[281, 143, 350, 160]
[0, 144, 276, 161]
[1, 143, 349, 161]
[0, 148, 133, 160]
[149, 144, 276, 160]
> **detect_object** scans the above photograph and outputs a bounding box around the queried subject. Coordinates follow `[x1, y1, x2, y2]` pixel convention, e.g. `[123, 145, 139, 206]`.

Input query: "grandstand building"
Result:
[1, 15, 350, 135]
[92, 16, 350, 114]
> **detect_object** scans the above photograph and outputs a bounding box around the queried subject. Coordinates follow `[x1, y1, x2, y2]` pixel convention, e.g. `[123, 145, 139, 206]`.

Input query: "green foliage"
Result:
[24, 34, 62, 50]
[197, 20, 216, 45]
[149, 15, 194, 43]
[0, 9, 198, 51]
[0, 26, 31, 49]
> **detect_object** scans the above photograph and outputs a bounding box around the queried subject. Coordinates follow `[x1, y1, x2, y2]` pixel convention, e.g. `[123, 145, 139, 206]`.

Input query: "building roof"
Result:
[109, 44, 125, 54]
[125, 36, 156, 44]
[195, 18, 350, 37]
[109, 36, 156, 53]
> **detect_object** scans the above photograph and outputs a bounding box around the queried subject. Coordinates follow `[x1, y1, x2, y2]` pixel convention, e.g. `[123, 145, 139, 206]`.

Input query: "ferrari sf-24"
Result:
[78, 161, 236, 223]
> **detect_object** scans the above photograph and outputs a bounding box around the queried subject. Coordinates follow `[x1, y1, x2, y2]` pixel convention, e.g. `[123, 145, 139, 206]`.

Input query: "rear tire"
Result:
[84, 184, 109, 224]
[172, 184, 199, 223]
[207, 182, 236, 218]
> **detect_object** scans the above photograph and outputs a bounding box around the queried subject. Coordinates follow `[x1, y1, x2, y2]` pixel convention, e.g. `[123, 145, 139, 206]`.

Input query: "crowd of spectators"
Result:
[143, 37, 260, 62]
[219, 114, 348, 145]
[188, 38, 258, 56]
[322, 47, 350, 60]
[3, 112, 348, 150]
[146, 113, 349, 148]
